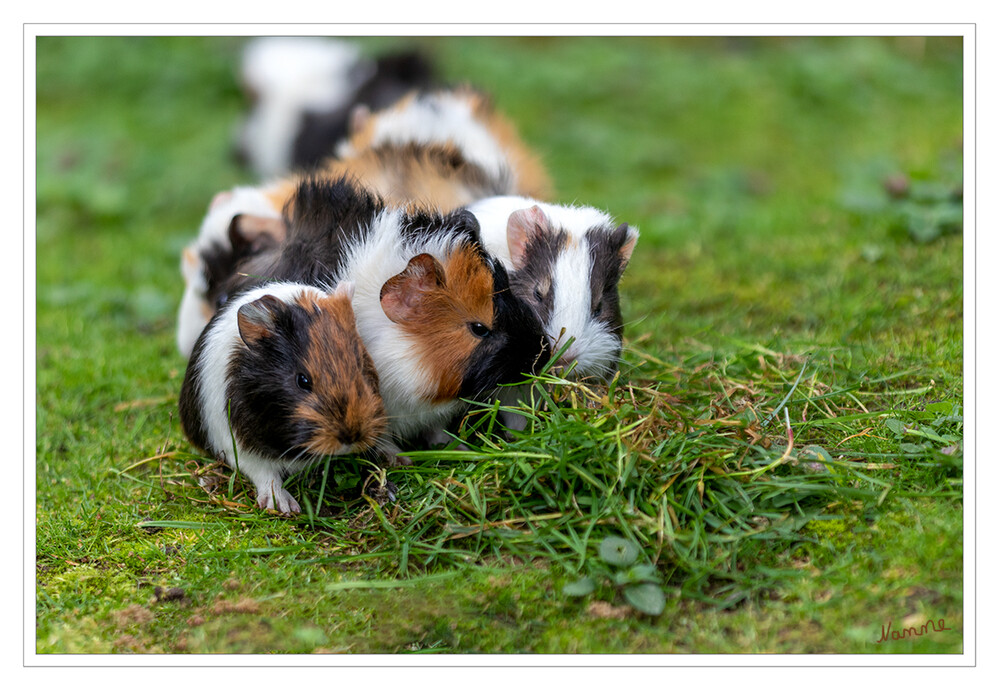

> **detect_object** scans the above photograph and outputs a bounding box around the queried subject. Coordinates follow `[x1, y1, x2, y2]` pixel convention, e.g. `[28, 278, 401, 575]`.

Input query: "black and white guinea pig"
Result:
[177, 185, 287, 358]
[236, 177, 551, 448]
[178, 280, 386, 514]
[235, 36, 434, 177]
[467, 196, 639, 382]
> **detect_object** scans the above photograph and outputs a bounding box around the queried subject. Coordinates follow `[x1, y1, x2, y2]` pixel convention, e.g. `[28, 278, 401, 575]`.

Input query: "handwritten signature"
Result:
[876, 618, 952, 643]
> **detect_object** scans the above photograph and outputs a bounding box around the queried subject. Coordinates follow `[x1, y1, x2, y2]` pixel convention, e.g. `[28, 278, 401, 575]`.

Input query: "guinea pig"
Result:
[177, 185, 287, 358]
[235, 37, 434, 177]
[467, 195, 639, 383]
[178, 279, 386, 514]
[233, 176, 551, 451]
[334, 86, 551, 203]
[260, 86, 552, 219]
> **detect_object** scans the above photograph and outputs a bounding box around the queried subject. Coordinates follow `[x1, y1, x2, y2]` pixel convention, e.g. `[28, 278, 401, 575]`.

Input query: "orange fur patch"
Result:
[292, 292, 386, 454]
[320, 142, 485, 213]
[392, 245, 495, 402]
[260, 178, 296, 221]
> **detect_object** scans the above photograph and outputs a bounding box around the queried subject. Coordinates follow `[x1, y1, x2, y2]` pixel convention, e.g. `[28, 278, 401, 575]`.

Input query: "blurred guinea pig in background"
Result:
[234, 36, 434, 178]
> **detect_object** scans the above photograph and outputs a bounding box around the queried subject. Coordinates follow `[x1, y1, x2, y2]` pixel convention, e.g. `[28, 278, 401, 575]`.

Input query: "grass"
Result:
[33, 35, 964, 655]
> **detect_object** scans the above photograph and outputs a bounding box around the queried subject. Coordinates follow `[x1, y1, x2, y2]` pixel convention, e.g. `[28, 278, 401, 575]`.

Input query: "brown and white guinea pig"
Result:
[177, 86, 552, 358]
[234, 37, 434, 177]
[178, 279, 387, 514]
[467, 196, 639, 383]
[230, 177, 551, 450]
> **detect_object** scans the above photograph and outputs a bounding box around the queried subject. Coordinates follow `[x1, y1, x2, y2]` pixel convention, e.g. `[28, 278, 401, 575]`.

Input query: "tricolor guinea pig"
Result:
[467, 196, 639, 382]
[178, 280, 386, 514]
[264, 86, 552, 221]
[236, 177, 551, 451]
[333, 86, 551, 204]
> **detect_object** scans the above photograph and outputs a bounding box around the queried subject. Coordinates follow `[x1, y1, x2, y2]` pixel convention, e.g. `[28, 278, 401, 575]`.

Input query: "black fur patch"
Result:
[225, 299, 316, 458]
[178, 329, 213, 454]
[400, 206, 484, 253]
[202, 216, 283, 311]
[585, 224, 631, 340]
[269, 176, 386, 286]
[459, 259, 551, 400]
[506, 228, 567, 333]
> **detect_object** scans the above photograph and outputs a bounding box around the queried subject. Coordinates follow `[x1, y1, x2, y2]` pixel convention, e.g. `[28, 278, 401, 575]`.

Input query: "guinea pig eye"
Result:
[216, 292, 228, 309]
[468, 322, 491, 338]
[296, 372, 313, 392]
[533, 287, 544, 302]
[591, 301, 603, 318]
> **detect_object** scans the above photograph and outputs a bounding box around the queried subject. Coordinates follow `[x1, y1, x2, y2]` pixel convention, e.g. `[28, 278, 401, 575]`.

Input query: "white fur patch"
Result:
[341, 92, 512, 184]
[469, 195, 622, 380]
[470, 195, 615, 256]
[550, 241, 619, 379]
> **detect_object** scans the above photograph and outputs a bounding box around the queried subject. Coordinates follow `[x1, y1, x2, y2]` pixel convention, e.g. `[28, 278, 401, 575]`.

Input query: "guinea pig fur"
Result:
[244, 177, 551, 446]
[467, 195, 639, 382]
[177, 185, 287, 357]
[178, 280, 386, 514]
[289, 50, 435, 172]
[336, 87, 551, 202]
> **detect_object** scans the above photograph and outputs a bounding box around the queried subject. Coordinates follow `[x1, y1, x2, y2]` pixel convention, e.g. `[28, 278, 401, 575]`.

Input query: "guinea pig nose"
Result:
[341, 427, 366, 447]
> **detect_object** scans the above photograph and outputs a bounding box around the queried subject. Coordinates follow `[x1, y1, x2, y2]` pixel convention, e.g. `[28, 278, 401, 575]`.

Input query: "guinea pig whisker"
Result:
[278, 445, 313, 464]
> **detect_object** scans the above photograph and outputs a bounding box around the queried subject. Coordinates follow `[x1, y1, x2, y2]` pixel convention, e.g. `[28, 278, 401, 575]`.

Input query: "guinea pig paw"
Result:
[386, 453, 413, 467]
[256, 485, 302, 515]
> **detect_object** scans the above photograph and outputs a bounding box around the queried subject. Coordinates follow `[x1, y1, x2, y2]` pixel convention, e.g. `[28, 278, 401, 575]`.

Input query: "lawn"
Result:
[33, 35, 965, 655]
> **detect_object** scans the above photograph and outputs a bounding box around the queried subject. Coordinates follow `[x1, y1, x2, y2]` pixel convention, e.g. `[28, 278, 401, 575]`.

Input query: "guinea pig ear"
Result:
[348, 104, 371, 135]
[506, 205, 550, 270]
[236, 294, 284, 346]
[334, 280, 356, 301]
[614, 223, 639, 271]
[228, 214, 285, 255]
[380, 253, 446, 324]
[208, 190, 234, 212]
